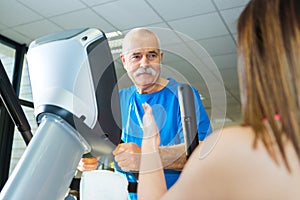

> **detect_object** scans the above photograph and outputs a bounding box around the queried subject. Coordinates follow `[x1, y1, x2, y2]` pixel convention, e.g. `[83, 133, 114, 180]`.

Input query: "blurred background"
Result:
[0, 0, 249, 186]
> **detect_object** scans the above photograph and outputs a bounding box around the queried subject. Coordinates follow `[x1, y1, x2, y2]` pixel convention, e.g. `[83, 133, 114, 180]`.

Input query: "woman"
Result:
[138, 0, 300, 199]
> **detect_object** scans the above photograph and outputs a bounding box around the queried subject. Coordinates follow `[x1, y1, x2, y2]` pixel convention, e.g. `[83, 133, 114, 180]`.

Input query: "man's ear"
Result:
[120, 53, 125, 64]
[160, 51, 164, 60]
[120, 53, 127, 70]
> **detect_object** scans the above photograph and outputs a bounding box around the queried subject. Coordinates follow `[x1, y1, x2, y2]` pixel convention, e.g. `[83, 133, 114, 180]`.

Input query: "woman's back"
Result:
[163, 126, 300, 200]
[138, 1, 300, 199]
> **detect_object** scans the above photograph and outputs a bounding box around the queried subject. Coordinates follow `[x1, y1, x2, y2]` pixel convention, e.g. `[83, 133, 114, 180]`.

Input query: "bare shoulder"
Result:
[200, 125, 255, 158]
[163, 126, 254, 199]
[218, 125, 254, 139]
[162, 125, 300, 199]
[193, 125, 256, 169]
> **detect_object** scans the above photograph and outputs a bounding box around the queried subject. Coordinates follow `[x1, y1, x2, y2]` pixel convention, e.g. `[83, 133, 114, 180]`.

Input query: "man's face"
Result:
[120, 35, 163, 88]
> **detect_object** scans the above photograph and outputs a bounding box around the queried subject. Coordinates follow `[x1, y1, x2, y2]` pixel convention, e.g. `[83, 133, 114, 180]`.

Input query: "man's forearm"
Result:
[159, 143, 187, 170]
[159, 141, 203, 170]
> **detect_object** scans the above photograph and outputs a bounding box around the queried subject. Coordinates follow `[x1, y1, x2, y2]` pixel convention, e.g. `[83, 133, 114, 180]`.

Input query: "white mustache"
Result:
[133, 67, 156, 77]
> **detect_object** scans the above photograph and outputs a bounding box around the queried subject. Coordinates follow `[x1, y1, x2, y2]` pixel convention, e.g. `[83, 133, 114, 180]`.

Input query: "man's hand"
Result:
[77, 157, 98, 172]
[112, 143, 141, 172]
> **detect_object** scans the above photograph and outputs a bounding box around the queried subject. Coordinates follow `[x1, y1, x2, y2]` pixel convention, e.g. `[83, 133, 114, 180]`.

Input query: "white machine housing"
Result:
[29, 28, 99, 128]
[27, 28, 121, 155]
[0, 28, 122, 200]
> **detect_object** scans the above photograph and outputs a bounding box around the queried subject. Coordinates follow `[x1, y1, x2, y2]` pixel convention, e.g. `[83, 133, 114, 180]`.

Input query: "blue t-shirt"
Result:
[116, 78, 212, 200]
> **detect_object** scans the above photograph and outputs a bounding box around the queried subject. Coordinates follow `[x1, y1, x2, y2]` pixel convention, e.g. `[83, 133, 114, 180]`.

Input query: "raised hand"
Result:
[142, 103, 160, 144]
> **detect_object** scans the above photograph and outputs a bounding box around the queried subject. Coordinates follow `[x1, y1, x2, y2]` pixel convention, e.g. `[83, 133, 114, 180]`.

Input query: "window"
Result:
[9, 56, 37, 175]
[0, 39, 37, 178]
[0, 40, 17, 188]
[0, 43, 15, 80]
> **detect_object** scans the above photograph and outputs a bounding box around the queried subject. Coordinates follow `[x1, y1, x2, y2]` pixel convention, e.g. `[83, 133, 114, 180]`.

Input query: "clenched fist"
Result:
[113, 143, 141, 172]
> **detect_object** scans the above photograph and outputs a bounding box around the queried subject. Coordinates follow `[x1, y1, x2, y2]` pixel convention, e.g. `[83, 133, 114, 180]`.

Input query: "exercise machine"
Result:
[0, 28, 121, 200]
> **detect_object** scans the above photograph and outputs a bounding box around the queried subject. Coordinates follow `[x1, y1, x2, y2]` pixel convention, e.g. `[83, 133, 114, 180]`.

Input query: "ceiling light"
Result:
[106, 31, 122, 39]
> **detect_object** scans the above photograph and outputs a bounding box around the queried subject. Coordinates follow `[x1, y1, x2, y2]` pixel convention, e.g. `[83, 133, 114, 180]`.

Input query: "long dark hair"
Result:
[238, 0, 300, 171]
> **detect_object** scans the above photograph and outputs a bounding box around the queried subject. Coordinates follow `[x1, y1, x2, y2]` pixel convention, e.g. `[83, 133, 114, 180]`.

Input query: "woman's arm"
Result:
[138, 103, 167, 200]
